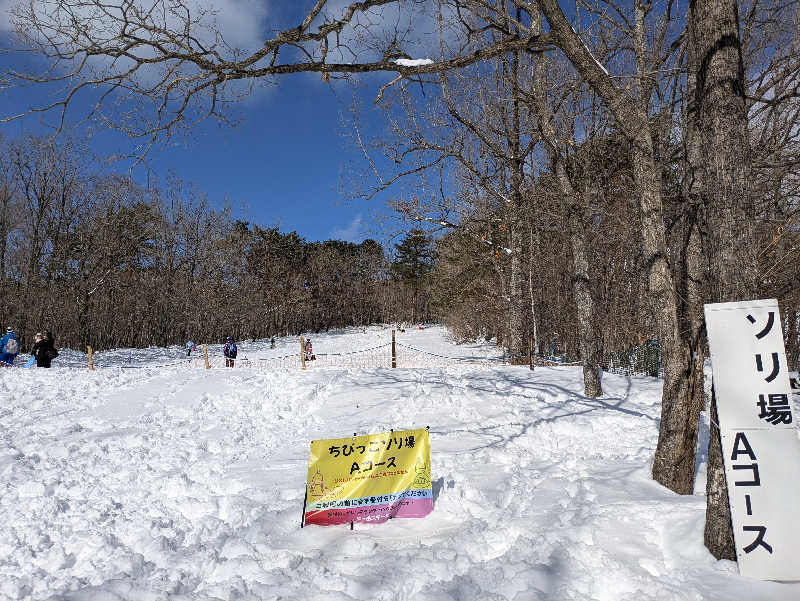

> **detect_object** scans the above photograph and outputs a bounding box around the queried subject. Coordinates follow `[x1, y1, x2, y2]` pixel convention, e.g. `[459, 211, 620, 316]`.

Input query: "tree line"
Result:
[0, 135, 440, 352]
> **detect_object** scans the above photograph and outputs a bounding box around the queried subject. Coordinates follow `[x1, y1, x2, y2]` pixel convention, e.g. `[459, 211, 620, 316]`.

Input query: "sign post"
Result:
[705, 299, 800, 580]
[303, 427, 432, 526]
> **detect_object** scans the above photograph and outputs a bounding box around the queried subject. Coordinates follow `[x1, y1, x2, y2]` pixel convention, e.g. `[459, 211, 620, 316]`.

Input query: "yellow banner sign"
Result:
[304, 428, 432, 526]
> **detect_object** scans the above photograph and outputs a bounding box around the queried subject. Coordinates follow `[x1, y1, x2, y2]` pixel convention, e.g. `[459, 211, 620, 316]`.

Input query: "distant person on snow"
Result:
[223, 336, 237, 367]
[270, 336, 275, 349]
[24, 333, 43, 368]
[32, 331, 58, 368]
[0, 326, 20, 365]
[185, 340, 196, 356]
[305, 339, 315, 361]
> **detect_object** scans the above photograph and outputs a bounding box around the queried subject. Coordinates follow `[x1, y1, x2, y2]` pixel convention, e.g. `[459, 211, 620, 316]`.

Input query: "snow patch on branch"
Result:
[394, 58, 434, 67]
[571, 25, 609, 77]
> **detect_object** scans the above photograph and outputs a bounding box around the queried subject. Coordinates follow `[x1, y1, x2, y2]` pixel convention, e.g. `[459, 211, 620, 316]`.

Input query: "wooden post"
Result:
[87, 346, 94, 371]
[391, 329, 396, 368]
[300, 336, 306, 370]
[202, 344, 210, 369]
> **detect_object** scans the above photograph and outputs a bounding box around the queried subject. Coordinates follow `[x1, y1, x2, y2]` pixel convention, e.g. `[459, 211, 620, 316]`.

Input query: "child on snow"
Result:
[23, 333, 42, 368]
[223, 336, 237, 367]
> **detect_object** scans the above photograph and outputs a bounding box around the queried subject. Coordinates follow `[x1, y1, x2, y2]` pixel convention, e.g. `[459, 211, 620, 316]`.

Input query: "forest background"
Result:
[0, 0, 797, 369]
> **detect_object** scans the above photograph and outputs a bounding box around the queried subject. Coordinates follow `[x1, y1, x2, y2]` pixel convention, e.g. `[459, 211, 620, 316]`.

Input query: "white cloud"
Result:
[0, 0, 268, 46]
[0, 0, 13, 32]
[330, 214, 364, 242]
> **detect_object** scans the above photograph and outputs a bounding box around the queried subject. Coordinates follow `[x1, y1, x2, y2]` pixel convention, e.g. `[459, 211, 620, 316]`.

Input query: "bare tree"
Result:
[5, 0, 555, 157]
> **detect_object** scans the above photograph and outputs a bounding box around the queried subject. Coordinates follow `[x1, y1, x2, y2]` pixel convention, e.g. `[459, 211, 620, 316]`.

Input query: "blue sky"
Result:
[1, 70, 394, 244]
[135, 75, 389, 243]
[0, 1, 423, 246]
[0, 1, 602, 249]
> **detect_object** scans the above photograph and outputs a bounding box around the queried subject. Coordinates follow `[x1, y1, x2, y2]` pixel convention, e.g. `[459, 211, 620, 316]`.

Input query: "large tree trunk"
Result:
[0, 183, 10, 280]
[554, 160, 602, 397]
[688, 0, 758, 559]
[529, 6, 600, 394]
[528, 219, 540, 363]
[631, 133, 695, 494]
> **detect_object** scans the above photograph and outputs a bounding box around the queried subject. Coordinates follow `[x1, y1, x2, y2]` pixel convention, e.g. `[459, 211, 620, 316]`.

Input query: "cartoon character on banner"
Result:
[412, 456, 431, 489]
[308, 469, 327, 498]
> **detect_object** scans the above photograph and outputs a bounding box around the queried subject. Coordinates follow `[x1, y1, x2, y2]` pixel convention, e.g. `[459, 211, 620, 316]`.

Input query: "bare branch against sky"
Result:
[2, 0, 552, 157]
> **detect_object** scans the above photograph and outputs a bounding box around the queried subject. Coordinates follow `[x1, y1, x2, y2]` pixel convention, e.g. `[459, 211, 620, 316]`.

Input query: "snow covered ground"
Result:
[1, 325, 799, 601]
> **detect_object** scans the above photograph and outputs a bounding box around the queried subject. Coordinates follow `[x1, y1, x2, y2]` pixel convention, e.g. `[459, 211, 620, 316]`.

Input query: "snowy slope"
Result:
[1, 326, 799, 601]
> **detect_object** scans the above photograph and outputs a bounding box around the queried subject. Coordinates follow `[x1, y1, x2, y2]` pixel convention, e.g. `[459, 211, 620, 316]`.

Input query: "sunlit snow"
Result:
[1, 325, 799, 600]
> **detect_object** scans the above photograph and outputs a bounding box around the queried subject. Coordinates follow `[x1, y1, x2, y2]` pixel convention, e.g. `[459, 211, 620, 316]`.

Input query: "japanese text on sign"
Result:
[705, 299, 800, 581]
[304, 428, 433, 527]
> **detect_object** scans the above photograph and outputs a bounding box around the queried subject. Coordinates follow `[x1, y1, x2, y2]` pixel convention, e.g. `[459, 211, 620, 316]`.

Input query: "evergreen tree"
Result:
[391, 229, 437, 323]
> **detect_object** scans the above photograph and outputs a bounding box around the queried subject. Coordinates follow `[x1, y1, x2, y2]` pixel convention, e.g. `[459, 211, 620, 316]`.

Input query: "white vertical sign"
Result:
[705, 299, 800, 581]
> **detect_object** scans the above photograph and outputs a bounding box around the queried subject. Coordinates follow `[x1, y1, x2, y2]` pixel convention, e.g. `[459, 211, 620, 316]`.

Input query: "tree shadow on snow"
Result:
[346, 368, 657, 455]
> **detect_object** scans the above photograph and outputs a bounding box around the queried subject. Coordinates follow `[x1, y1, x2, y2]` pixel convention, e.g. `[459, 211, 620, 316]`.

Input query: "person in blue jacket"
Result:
[0, 327, 20, 365]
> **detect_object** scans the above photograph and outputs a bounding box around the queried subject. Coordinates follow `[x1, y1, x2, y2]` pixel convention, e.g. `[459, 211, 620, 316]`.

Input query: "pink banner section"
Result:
[306, 495, 433, 526]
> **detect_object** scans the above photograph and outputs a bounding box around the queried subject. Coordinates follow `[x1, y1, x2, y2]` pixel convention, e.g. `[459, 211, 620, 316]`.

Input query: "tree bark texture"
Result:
[506, 39, 527, 359]
[688, 0, 758, 560]
[786, 304, 799, 372]
[704, 389, 736, 560]
[630, 134, 695, 495]
[554, 160, 602, 397]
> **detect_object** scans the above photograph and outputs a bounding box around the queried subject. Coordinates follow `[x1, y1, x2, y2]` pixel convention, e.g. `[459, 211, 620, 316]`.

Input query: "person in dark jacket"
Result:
[32, 331, 58, 368]
[223, 336, 237, 367]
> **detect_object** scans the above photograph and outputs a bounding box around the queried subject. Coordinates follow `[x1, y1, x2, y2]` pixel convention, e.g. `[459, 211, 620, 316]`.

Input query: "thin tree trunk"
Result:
[528, 220, 539, 364]
[554, 159, 602, 397]
[786, 305, 799, 372]
[506, 24, 527, 358]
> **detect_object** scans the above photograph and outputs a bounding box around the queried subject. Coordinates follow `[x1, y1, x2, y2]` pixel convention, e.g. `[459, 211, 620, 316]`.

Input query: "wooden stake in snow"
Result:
[300, 336, 306, 370]
[87, 346, 94, 370]
[202, 345, 210, 369]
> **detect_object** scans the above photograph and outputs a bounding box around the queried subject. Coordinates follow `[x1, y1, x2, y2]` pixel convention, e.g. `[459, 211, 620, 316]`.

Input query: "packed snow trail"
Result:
[1, 326, 798, 601]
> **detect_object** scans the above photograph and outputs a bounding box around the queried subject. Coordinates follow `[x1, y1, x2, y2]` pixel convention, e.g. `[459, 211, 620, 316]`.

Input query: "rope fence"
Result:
[72, 344, 659, 376]
[185, 340, 583, 371]
[14, 332, 646, 374]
